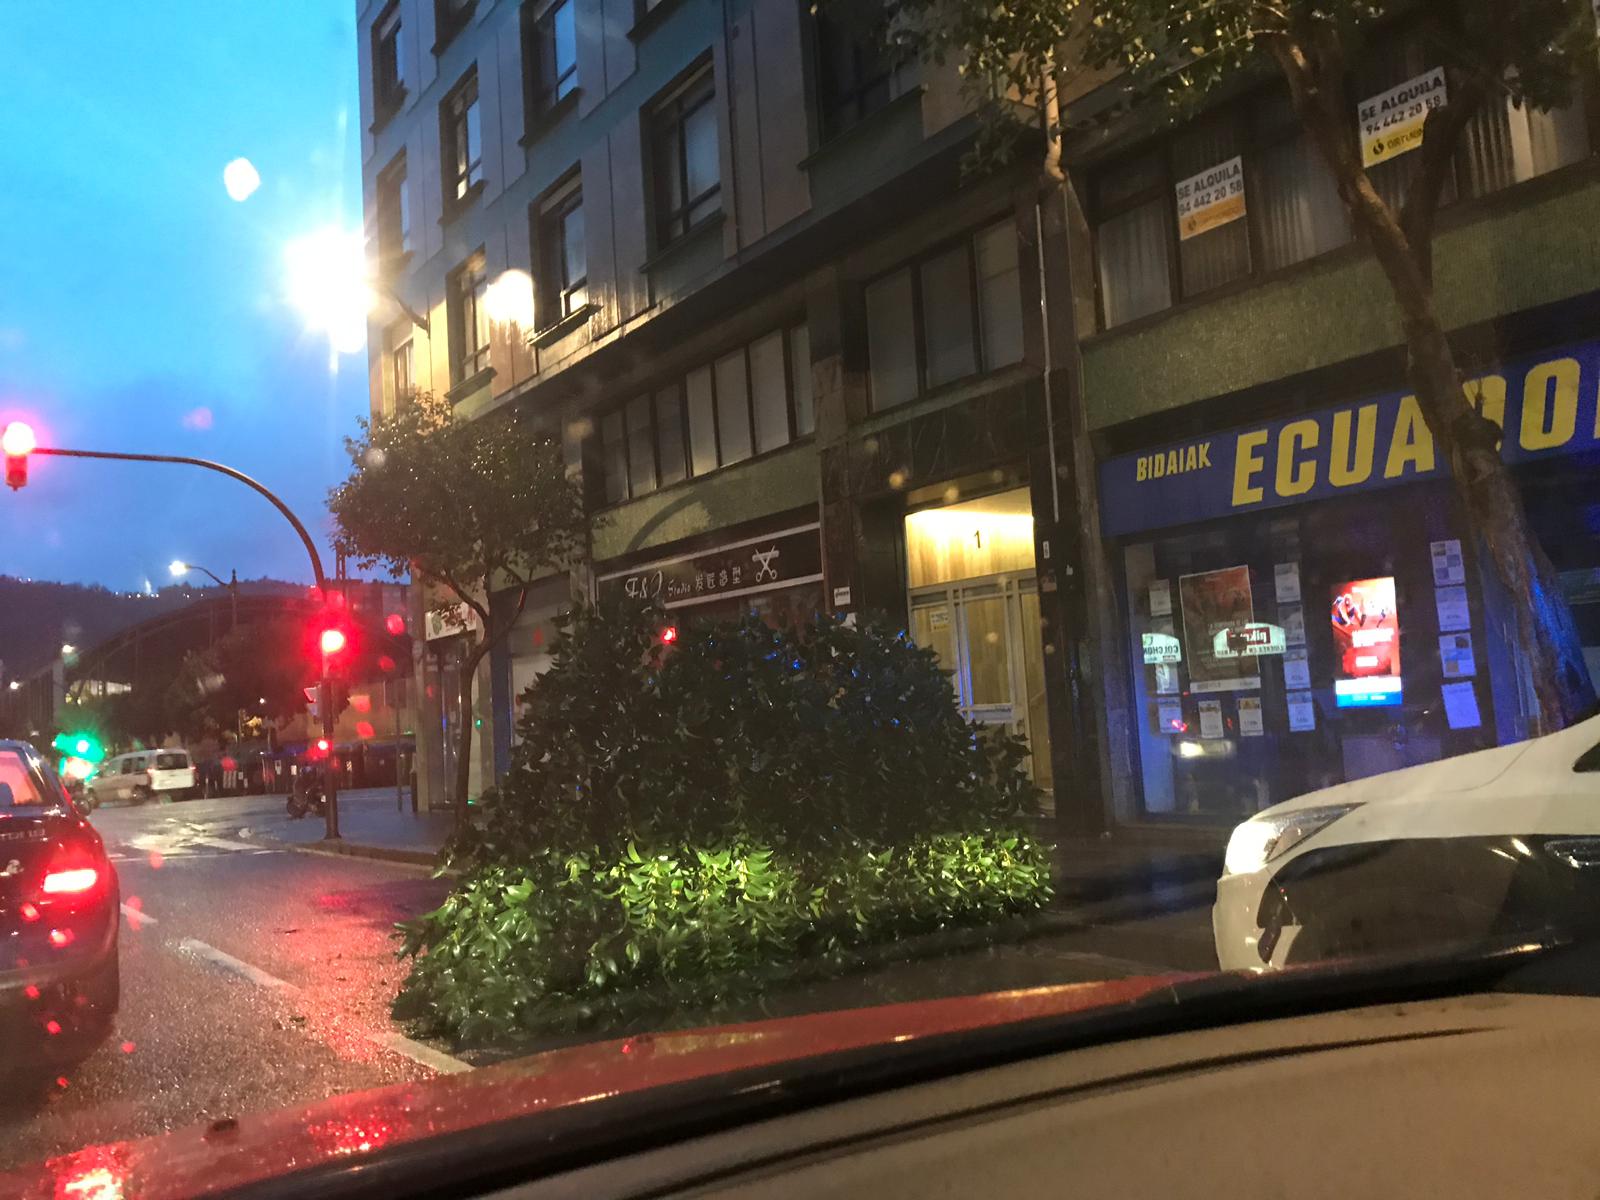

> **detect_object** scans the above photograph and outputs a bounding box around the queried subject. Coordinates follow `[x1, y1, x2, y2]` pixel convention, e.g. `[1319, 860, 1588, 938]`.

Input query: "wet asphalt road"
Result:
[0, 796, 1211, 1177]
[0, 797, 454, 1173]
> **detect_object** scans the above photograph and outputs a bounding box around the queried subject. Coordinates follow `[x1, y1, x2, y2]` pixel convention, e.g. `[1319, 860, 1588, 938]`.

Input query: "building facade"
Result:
[357, 0, 1600, 840]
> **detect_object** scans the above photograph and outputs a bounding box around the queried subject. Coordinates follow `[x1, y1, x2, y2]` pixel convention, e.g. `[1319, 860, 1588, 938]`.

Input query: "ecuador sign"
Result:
[1359, 67, 1447, 167]
[1100, 339, 1600, 537]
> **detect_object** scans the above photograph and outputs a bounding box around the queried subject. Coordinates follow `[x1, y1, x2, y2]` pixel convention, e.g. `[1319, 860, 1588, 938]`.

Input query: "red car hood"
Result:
[8, 974, 1191, 1199]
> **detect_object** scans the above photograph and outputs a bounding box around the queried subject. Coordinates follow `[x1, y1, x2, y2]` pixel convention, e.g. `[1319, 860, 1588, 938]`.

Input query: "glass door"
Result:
[909, 576, 1054, 806]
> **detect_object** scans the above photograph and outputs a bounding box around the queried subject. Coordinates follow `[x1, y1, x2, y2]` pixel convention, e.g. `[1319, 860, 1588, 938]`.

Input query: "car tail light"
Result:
[39, 840, 104, 899]
[42, 867, 98, 895]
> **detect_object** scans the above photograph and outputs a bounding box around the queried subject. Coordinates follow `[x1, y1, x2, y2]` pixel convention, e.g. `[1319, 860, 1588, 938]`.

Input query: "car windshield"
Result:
[4, 0, 1600, 1194]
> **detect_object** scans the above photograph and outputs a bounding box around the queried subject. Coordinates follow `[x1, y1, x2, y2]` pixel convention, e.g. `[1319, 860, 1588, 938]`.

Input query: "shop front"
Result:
[1100, 337, 1600, 825]
[594, 515, 826, 627]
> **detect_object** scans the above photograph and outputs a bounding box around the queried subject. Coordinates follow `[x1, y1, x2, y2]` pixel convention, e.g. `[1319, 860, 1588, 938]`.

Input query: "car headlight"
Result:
[1223, 804, 1362, 877]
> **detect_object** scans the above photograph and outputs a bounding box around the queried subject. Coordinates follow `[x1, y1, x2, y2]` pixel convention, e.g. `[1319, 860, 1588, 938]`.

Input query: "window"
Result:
[921, 245, 977, 388]
[441, 69, 483, 209]
[1093, 152, 1173, 329]
[372, 0, 408, 119]
[1251, 93, 1349, 273]
[390, 330, 415, 408]
[1090, 55, 1591, 330]
[448, 249, 490, 385]
[593, 325, 812, 502]
[789, 323, 815, 436]
[975, 224, 1023, 369]
[534, 177, 587, 327]
[376, 152, 412, 267]
[526, 0, 578, 118]
[655, 385, 687, 486]
[626, 394, 657, 495]
[434, 0, 476, 49]
[813, 3, 893, 142]
[865, 221, 1022, 409]
[601, 411, 628, 503]
[650, 67, 720, 248]
[1172, 117, 1250, 295]
[749, 331, 789, 454]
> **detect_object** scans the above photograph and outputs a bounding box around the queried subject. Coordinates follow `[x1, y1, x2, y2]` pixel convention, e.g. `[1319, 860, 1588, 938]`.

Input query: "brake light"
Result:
[42, 866, 98, 895]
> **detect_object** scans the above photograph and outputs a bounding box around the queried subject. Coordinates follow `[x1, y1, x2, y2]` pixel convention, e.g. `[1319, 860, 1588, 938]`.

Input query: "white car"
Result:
[1214, 712, 1600, 972]
[86, 749, 198, 806]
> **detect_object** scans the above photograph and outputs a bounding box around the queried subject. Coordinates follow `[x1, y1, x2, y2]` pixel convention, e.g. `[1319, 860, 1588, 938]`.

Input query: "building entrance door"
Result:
[909, 575, 1054, 805]
[903, 485, 1054, 810]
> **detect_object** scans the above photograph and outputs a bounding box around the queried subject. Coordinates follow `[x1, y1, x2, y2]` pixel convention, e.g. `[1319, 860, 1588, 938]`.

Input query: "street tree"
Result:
[328, 392, 586, 822]
[167, 615, 314, 743]
[865, 0, 1598, 729]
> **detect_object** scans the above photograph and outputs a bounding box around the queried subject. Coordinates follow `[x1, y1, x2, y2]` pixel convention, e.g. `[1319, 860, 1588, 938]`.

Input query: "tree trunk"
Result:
[452, 638, 489, 827]
[1385, 275, 1596, 731]
[1270, 39, 1596, 734]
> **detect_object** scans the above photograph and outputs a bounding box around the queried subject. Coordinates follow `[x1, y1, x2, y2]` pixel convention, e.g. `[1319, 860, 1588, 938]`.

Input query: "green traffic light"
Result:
[52, 730, 105, 764]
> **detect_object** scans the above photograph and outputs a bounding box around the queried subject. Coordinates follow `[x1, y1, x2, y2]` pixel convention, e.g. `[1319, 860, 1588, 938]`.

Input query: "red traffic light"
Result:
[315, 738, 330, 753]
[320, 628, 348, 656]
[660, 626, 678, 644]
[3, 422, 34, 491]
[1, 422, 35, 457]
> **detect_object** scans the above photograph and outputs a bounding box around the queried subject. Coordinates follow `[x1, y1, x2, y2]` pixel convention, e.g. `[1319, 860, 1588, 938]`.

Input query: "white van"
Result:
[86, 749, 197, 805]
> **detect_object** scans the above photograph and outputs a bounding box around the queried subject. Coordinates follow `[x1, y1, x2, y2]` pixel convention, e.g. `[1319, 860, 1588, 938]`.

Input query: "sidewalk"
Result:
[245, 787, 455, 866]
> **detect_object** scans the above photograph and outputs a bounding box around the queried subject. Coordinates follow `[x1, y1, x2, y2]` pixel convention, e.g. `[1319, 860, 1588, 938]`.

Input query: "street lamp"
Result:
[170, 560, 239, 630]
[283, 227, 429, 360]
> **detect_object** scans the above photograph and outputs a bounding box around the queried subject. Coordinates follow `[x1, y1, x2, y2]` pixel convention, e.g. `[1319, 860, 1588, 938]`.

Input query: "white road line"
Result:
[196, 837, 273, 853]
[172, 938, 473, 1074]
[120, 903, 157, 927]
[177, 937, 296, 989]
[368, 1031, 473, 1074]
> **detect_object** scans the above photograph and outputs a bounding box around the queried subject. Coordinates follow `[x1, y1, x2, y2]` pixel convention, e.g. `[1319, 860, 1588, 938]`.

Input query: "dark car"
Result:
[0, 740, 119, 1073]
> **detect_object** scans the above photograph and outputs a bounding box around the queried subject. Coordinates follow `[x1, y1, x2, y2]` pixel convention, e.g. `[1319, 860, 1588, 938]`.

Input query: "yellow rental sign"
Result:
[1358, 67, 1448, 168]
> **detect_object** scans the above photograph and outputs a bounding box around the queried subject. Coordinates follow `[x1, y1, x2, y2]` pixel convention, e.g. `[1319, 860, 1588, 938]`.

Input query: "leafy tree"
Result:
[329, 392, 586, 820]
[166, 615, 315, 742]
[869, 0, 1598, 729]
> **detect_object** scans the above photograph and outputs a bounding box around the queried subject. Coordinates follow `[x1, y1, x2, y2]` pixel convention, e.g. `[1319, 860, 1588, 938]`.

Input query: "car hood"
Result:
[3, 974, 1190, 1200]
[1248, 711, 1600, 824]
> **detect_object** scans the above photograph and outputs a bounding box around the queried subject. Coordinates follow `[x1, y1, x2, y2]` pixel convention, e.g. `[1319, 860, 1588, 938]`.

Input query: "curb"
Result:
[236, 827, 442, 869]
[285, 839, 440, 868]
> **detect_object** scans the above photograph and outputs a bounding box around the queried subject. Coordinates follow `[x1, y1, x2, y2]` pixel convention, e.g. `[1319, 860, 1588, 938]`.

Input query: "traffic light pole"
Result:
[32, 445, 341, 839]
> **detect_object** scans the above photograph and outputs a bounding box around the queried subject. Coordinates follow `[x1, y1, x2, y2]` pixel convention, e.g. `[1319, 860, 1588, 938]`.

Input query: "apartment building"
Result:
[357, 0, 1600, 838]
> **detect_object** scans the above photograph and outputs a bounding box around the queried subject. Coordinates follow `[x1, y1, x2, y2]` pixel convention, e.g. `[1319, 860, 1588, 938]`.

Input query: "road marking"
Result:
[177, 937, 296, 989]
[120, 903, 157, 927]
[196, 836, 271, 853]
[368, 1031, 473, 1074]
[172, 939, 473, 1074]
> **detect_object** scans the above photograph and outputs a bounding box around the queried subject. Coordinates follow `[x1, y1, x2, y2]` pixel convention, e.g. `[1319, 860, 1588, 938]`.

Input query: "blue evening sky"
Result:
[0, 3, 371, 591]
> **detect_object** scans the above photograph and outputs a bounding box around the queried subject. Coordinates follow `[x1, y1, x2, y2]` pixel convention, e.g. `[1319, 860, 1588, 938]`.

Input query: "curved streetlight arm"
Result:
[180, 563, 229, 589]
[35, 442, 341, 838]
[36, 447, 326, 591]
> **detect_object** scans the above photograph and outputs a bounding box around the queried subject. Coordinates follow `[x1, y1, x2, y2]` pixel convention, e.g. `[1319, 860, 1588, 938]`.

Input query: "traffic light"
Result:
[51, 731, 105, 764]
[3, 422, 35, 491]
[659, 625, 679, 645]
[320, 627, 348, 656]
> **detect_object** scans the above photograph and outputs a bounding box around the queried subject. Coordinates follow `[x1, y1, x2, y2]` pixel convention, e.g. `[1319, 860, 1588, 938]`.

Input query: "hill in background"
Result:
[0, 575, 304, 682]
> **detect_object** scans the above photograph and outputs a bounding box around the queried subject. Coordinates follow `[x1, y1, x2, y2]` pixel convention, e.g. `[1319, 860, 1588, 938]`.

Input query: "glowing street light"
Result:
[284, 227, 370, 357]
[283, 227, 431, 359]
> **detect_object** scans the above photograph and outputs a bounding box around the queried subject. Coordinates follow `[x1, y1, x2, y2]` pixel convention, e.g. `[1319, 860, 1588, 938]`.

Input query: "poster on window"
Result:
[1331, 575, 1402, 707]
[1179, 565, 1261, 694]
[1175, 156, 1246, 241]
[1358, 67, 1448, 167]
